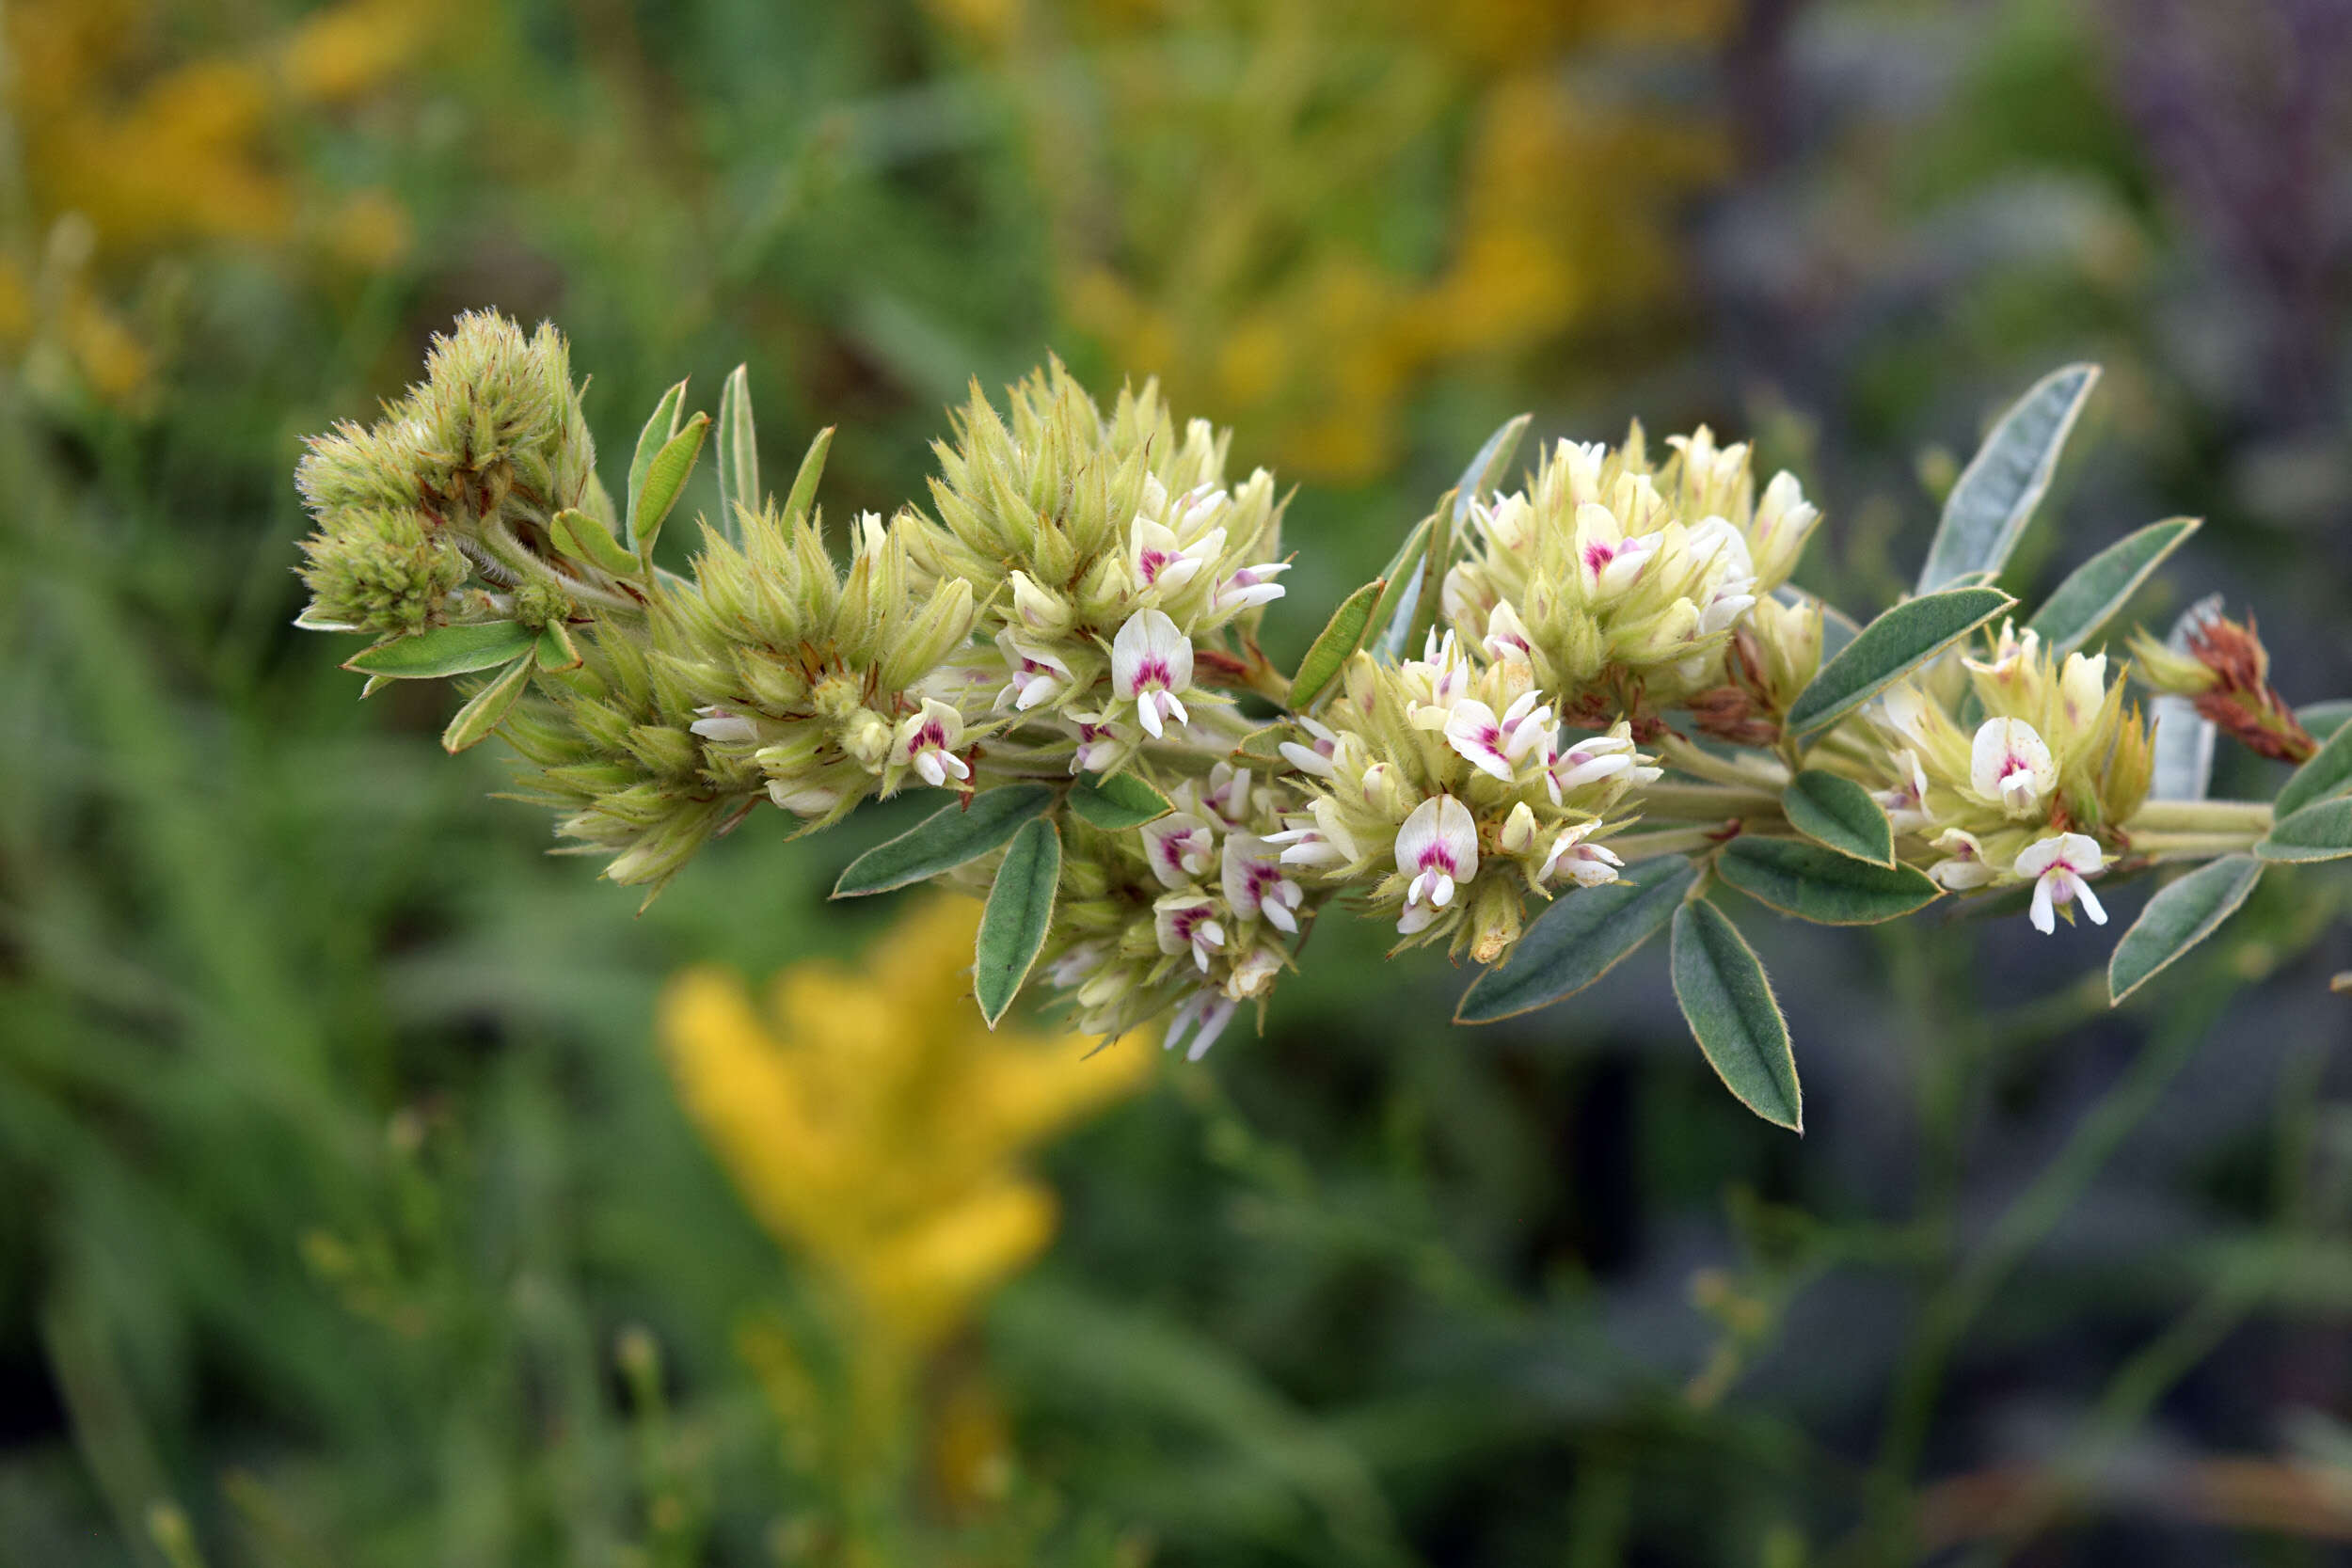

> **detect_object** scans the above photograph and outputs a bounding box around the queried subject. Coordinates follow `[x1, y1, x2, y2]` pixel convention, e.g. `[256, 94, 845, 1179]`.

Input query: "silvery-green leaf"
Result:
[1781, 770, 1896, 866]
[2024, 516, 2200, 655]
[1365, 513, 1438, 664]
[440, 655, 535, 753]
[1785, 587, 2013, 736]
[549, 507, 639, 576]
[832, 784, 1056, 896]
[1670, 899, 1801, 1132]
[1068, 773, 1173, 832]
[782, 426, 834, 526]
[342, 620, 540, 679]
[1290, 578, 1384, 710]
[626, 379, 689, 546]
[1454, 856, 1699, 1023]
[2300, 701, 2352, 744]
[975, 816, 1061, 1027]
[2256, 798, 2352, 863]
[715, 363, 759, 541]
[1399, 411, 1531, 657]
[2149, 594, 2224, 801]
[1717, 837, 1941, 925]
[534, 621, 583, 673]
[1916, 363, 2100, 593]
[629, 413, 710, 559]
[2276, 716, 2352, 819]
[2107, 855, 2264, 1005]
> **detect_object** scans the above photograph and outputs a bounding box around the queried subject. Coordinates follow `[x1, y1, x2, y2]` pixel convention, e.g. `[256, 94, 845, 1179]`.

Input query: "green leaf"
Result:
[975, 816, 1061, 1027]
[2107, 855, 2264, 1005]
[549, 507, 639, 576]
[1454, 412, 1533, 517]
[2301, 700, 2352, 744]
[629, 411, 710, 558]
[1399, 411, 1530, 657]
[2024, 516, 2200, 655]
[440, 655, 535, 753]
[626, 378, 689, 545]
[782, 426, 834, 525]
[1785, 586, 2013, 736]
[534, 621, 582, 673]
[342, 620, 540, 678]
[1670, 899, 1801, 1132]
[1290, 578, 1384, 710]
[1368, 509, 1443, 663]
[2275, 714, 2352, 819]
[1454, 856, 1700, 1023]
[2255, 798, 2352, 863]
[1717, 836, 1942, 925]
[1917, 363, 2101, 593]
[832, 784, 1056, 896]
[715, 363, 759, 537]
[1781, 770, 1895, 866]
[1068, 773, 1173, 832]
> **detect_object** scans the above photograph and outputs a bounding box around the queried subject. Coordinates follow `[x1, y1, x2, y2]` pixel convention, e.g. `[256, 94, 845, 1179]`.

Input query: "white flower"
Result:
[1214, 562, 1289, 614]
[1581, 515, 1661, 595]
[1130, 516, 1224, 595]
[1009, 571, 1072, 635]
[1266, 800, 1359, 868]
[1482, 600, 1534, 665]
[1226, 945, 1284, 999]
[1278, 716, 1340, 778]
[2013, 832, 2107, 934]
[1154, 893, 1226, 973]
[993, 629, 1073, 712]
[1498, 800, 1539, 855]
[1876, 750, 1933, 835]
[2058, 651, 2108, 729]
[1221, 832, 1304, 934]
[1471, 492, 1536, 553]
[1971, 717, 2058, 817]
[690, 705, 759, 744]
[1140, 811, 1218, 889]
[1539, 822, 1623, 888]
[1200, 763, 1256, 825]
[1926, 827, 1996, 890]
[768, 779, 844, 816]
[1394, 795, 1478, 932]
[1045, 941, 1106, 989]
[1168, 482, 1230, 545]
[893, 698, 969, 788]
[1112, 609, 1194, 739]
[1406, 629, 1476, 726]
[1543, 732, 1636, 804]
[1164, 989, 1238, 1061]
[1445, 691, 1552, 782]
[1069, 718, 1130, 774]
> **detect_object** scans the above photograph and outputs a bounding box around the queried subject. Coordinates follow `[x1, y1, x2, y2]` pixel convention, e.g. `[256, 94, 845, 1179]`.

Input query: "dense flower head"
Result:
[1439, 424, 1820, 720]
[1272, 633, 1657, 961]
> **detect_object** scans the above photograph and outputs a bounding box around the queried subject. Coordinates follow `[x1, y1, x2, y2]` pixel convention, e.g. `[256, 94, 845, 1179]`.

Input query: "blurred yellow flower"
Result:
[660, 895, 1152, 1350]
[935, 0, 1734, 482]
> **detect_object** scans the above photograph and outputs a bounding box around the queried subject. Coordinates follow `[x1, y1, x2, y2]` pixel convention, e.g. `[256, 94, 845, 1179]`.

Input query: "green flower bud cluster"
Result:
[1439, 425, 1820, 721]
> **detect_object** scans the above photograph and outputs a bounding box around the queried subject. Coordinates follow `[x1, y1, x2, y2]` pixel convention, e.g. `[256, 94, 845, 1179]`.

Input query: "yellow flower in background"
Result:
[932, 0, 1734, 483]
[661, 895, 1152, 1350]
[0, 0, 439, 404]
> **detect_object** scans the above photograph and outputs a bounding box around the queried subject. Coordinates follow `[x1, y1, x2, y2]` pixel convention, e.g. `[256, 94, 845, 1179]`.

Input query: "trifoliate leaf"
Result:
[1068, 773, 1173, 832]
[549, 507, 639, 576]
[1917, 363, 2100, 594]
[2256, 798, 2352, 863]
[440, 654, 536, 753]
[1290, 578, 1384, 710]
[626, 378, 689, 545]
[1781, 770, 1896, 867]
[1786, 587, 2013, 736]
[1717, 836, 1941, 925]
[2025, 516, 2200, 655]
[629, 412, 710, 559]
[832, 784, 1056, 896]
[2107, 855, 2263, 1005]
[343, 620, 541, 679]
[975, 816, 1061, 1027]
[1454, 856, 1700, 1023]
[2274, 714, 2352, 819]
[1670, 898, 1801, 1132]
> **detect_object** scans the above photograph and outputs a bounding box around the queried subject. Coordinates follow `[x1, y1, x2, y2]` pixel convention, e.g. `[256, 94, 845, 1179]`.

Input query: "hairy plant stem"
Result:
[2124, 799, 2273, 834]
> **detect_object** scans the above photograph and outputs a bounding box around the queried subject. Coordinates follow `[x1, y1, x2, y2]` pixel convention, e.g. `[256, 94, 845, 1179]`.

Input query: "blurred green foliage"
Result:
[6, 0, 2352, 1564]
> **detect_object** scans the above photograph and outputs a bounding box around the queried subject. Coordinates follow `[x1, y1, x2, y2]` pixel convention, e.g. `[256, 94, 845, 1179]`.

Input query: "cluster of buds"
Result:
[1273, 631, 1657, 961]
[1439, 426, 1821, 724]
[292, 326, 2344, 1116]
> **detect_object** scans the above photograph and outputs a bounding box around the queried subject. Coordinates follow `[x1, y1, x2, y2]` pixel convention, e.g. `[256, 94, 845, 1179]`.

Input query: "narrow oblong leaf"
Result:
[2256, 798, 2352, 863]
[1366, 512, 1438, 663]
[1781, 770, 1896, 866]
[440, 655, 535, 753]
[549, 507, 639, 575]
[1401, 412, 1530, 657]
[1290, 578, 1384, 710]
[2107, 855, 2264, 1005]
[716, 363, 759, 535]
[1786, 586, 2013, 736]
[1454, 856, 1700, 1023]
[626, 378, 689, 543]
[782, 426, 835, 525]
[1670, 899, 1801, 1132]
[1068, 773, 1173, 832]
[342, 620, 540, 679]
[2299, 700, 2352, 744]
[629, 411, 710, 557]
[534, 621, 583, 673]
[1917, 363, 2101, 593]
[2275, 714, 2352, 819]
[832, 784, 1056, 896]
[1717, 836, 1941, 925]
[2025, 516, 2200, 655]
[975, 816, 1061, 1027]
